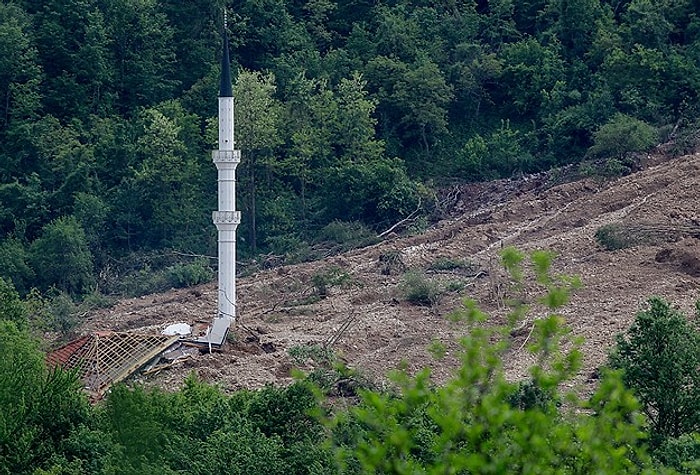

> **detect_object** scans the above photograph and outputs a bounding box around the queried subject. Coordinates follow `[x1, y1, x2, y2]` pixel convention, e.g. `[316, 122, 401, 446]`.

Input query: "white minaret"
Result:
[212, 18, 240, 322]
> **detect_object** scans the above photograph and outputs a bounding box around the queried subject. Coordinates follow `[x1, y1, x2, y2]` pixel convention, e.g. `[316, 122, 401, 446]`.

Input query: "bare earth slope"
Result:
[82, 151, 700, 394]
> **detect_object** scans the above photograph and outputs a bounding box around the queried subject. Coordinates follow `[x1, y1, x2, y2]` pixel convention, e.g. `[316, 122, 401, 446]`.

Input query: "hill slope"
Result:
[82, 151, 700, 394]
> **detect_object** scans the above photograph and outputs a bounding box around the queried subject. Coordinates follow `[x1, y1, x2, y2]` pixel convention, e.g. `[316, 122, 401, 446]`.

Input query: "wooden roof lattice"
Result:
[47, 331, 179, 400]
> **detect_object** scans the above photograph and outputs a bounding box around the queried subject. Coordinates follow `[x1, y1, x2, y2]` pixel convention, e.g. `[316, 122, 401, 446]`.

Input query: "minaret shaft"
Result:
[213, 31, 239, 322]
[218, 97, 234, 150]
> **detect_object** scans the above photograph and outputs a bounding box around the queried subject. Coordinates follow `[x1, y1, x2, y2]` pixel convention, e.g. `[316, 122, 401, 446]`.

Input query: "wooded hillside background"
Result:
[2, 0, 699, 300]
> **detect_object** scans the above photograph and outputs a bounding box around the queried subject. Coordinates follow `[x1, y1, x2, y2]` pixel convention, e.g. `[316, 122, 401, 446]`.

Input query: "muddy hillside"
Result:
[81, 150, 700, 394]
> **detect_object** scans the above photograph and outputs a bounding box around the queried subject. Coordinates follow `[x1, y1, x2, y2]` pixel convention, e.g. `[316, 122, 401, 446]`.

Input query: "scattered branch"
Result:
[378, 204, 422, 239]
[325, 312, 356, 349]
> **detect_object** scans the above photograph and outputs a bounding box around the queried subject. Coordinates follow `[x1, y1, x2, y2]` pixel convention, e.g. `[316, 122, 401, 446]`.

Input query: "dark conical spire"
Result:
[219, 28, 233, 97]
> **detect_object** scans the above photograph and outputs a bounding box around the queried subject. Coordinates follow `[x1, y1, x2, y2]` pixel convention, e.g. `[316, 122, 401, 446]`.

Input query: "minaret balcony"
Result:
[212, 210, 241, 225]
[212, 150, 241, 164]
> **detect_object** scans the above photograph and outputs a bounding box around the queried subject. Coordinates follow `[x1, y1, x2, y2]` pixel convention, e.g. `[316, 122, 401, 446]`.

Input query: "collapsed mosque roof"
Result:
[47, 331, 179, 400]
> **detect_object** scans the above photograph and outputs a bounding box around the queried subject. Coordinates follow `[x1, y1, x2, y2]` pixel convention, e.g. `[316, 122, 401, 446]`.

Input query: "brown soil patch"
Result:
[656, 242, 700, 277]
[82, 150, 700, 396]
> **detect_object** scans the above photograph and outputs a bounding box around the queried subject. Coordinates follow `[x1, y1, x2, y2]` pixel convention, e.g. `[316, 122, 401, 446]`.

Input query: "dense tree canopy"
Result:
[1, 0, 699, 298]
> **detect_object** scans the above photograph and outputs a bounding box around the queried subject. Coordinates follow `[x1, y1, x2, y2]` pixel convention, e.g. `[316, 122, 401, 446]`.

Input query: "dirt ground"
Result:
[80, 148, 700, 396]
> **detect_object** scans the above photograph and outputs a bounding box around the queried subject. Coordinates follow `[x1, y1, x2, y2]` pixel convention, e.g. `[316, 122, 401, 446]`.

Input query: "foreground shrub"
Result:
[0, 321, 94, 474]
[100, 376, 334, 475]
[655, 433, 700, 474]
[610, 297, 700, 446]
[328, 248, 662, 474]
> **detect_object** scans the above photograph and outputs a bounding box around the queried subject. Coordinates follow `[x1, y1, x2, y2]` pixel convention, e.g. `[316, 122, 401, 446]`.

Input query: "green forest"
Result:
[2, 0, 700, 472]
[2, 0, 700, 303]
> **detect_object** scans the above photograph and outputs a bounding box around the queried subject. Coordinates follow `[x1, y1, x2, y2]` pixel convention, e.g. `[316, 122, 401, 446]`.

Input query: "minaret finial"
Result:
[219, 11, 233, 98]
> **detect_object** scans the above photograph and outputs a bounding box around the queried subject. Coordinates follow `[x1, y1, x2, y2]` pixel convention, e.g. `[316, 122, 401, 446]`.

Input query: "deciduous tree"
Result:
[235, 70, 283, 253]
[0, 321, 92, 474]
[29, 215, 94, 295]
[610, 297, 700, 445]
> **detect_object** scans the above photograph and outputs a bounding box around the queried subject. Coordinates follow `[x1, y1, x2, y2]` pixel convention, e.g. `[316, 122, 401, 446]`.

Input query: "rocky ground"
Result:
[80, 148, 700, 396]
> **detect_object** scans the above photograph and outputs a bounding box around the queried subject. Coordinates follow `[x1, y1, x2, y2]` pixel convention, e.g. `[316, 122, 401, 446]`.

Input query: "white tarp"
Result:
[162, 323, 192, 336]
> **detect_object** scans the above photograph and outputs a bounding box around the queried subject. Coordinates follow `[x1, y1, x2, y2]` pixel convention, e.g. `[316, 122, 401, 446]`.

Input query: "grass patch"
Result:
[428, 257, 473, 271]
[288, 343, 334, 367]
[400, 271, 443, 307]
[595, 223, 654, 250]
[311, 265, 352, 298]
